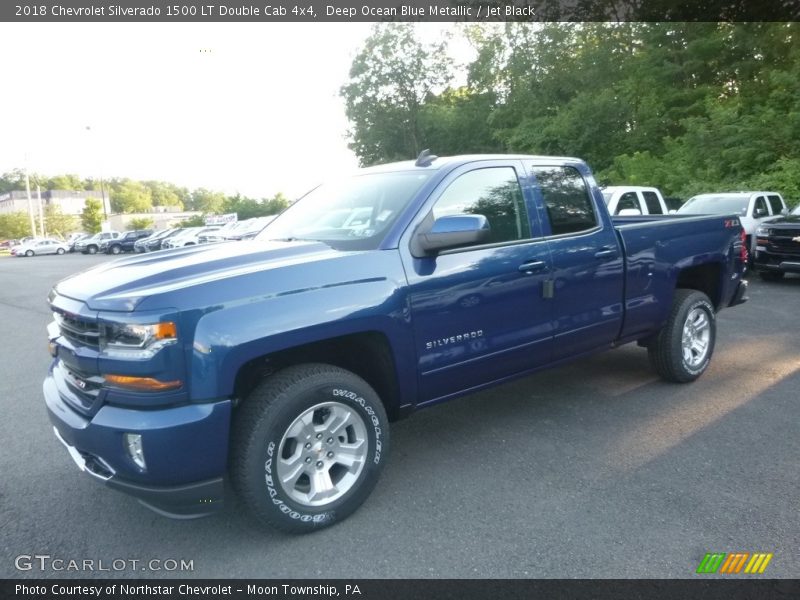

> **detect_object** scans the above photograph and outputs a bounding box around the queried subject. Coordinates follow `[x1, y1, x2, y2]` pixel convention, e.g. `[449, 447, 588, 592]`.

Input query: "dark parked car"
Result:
[143, 228, 183, 252]
[101, 230, 153, 255]
[68, 234, 89, 253]
[135, 229, 169, 253]
[753, 204, 800, 280]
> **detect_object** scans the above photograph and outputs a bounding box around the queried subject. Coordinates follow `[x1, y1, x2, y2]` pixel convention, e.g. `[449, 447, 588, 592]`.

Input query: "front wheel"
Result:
[648, 289, 716, 383]
[87, 245, 97, 255]
[231, 364, 389, 533]
[110, 245, 121, 255]
[56, 248, 65, 255]
[25, 250, 34, 257]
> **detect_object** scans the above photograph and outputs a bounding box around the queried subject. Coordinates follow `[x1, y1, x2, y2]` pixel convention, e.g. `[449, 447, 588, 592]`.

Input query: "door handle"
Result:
[518, 260, 548, 273]
[594, 246, 618, 260]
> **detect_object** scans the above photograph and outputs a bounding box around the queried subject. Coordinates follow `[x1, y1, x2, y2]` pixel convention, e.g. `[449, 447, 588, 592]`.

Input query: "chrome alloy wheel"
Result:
[276, 401, 368, 507]
[681, 307, 711, 369]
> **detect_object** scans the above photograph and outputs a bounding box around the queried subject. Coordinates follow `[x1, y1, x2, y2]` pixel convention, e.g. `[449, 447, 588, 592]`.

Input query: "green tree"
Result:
[178, 214, 206, 227]
[0, 212, 32, 239]
[81, 198, 103, 233]
[109, 179, 153, 213]
[222, 192, 291, 220]
[145, 181, 184, 209]
[44, 205, 78, 238]
[0, 169, 28, 193]
[341, 23, 453, 165]
[127, 217, 155, 230]
[46, 174, 85, 191]
[262, 192, 290, 215]
[190, 188, 226, 213]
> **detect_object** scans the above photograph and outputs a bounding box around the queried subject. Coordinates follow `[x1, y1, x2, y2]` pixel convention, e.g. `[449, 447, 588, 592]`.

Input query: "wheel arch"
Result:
[675, 262, 723, 310]
[229, 331, 405, 421]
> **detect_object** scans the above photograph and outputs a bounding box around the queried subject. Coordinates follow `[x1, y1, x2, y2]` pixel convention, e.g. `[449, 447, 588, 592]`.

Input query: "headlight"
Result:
[100, 321, 177, 359]
[756, 227, 769, 236]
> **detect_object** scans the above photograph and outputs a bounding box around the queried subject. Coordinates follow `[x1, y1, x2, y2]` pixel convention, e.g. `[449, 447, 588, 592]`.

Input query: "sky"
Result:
[0, 22, 474, 200]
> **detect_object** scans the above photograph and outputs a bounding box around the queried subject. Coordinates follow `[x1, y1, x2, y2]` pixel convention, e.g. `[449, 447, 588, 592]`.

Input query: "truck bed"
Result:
[612, 213, 745, 342]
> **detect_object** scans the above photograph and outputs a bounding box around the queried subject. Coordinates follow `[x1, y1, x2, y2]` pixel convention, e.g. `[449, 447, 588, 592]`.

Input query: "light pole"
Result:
[85, 125, 109, 223]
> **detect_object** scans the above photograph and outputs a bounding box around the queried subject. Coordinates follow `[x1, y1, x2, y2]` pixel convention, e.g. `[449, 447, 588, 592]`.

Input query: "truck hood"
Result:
[763, 214, 800, 229]
[55, 240, 348, 311]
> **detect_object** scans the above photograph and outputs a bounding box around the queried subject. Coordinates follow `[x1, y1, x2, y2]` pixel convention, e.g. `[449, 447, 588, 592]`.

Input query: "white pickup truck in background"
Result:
[601, 186, 670, 216]
[677, 191, 788, 259]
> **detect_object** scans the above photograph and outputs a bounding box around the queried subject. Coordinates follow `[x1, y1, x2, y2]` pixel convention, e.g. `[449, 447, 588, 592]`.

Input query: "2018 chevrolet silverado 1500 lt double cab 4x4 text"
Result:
[44, 154, 748, 533]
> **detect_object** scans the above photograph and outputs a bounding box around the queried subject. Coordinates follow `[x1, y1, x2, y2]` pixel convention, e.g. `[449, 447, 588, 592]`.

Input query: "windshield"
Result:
[679, 195, 748, 215]
[256, 171, 434, 250]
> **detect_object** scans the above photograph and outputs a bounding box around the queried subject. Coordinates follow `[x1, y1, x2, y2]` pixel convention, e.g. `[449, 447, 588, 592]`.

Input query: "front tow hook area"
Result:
[52, 426, 115, 482]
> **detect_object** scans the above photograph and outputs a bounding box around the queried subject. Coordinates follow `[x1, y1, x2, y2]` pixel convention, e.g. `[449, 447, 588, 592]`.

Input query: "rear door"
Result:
[402, 161, 554, 402]
[527, 163, 625, 360]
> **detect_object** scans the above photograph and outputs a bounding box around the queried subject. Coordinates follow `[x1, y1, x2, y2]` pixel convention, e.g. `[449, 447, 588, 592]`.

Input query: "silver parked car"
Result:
[11, 238, 69, 257]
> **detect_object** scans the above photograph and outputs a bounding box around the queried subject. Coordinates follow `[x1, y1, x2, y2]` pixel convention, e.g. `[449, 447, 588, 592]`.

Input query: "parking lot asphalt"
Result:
[0, 253, 797, 579]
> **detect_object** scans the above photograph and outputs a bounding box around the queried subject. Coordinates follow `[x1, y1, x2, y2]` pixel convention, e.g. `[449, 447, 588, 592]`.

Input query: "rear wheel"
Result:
[87, 245, 98, 255]
[759, 270, 785, 281]
[25, 250, 33, 257]
[56, 248, 65, 255]
[648, 289, 716, 383]
[231, 363, 389, 533]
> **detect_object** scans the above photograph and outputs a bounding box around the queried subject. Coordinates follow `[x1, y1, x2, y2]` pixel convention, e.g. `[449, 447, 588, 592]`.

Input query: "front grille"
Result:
[768, 235, 800, 256]
[52, 360, 104, 414]
[54, 311, 100, 348]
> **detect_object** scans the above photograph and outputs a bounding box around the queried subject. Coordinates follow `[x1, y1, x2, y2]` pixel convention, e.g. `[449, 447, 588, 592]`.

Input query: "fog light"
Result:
[124, 433, 146, 470]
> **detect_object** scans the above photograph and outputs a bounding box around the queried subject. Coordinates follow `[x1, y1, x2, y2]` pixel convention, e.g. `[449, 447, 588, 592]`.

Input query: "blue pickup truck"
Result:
[44, 154, 748, 533]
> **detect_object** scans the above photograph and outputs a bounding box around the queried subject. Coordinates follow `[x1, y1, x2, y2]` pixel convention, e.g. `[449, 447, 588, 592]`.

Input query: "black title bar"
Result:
[3, 579, 800, 600]
[3, 0, 800, 22]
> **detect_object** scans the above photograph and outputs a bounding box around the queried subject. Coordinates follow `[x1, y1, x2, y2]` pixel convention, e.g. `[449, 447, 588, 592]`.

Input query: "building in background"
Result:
[0, 189, 106, 215]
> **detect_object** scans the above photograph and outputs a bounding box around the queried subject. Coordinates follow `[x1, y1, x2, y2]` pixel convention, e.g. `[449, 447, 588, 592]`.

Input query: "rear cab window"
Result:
[767, 195, 784, 215]
[642, 191, 664, 214]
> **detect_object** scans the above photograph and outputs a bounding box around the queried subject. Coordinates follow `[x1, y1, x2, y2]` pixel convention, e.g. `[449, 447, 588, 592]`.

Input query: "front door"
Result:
[402, 162, 554, 403]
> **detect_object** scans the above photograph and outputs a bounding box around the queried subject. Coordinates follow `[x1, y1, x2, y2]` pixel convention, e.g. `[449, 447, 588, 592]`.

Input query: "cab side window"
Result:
[753, 196, 768, 217]
[532, 166, 597, 235]
[432, 167, 531, 244]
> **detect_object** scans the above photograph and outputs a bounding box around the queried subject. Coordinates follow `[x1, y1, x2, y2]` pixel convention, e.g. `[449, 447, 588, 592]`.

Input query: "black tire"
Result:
[87, 245, 98, 255]
[25, 250, 33, 257]
[110, 245, 121, 255]
[231, 363, 389, 533]
[648, 289, 716, 383]
[758, 270, 785, 281]
[56, 248, 65, 255]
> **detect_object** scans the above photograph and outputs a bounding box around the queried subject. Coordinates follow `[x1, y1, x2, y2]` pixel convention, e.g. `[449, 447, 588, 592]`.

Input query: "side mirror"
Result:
[617, 208, 642, 216]
[668, 209, 677, 215]
[754, 208, 768, 218]
[412, 214, 490, 256]
[782, 208, 789, 216]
